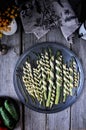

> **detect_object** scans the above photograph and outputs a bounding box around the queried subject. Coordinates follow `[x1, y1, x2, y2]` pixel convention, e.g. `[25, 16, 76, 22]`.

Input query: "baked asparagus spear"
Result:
[63, 64, 70, 102]
[22, 59, 35, 98]
[33, 67, 43, 103]
[69, 59, 74, 96]
[55, 50, 63, 105]
[44, 49, 51, 74]
[72, 57, 79, 87]
[46, 49, 55, 107]
[39, 53, 47, 101]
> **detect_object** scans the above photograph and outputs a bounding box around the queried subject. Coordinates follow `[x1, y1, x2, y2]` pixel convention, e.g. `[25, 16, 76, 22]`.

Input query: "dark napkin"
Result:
[68, 0, 86, 22]
[0, 0, 15, 12]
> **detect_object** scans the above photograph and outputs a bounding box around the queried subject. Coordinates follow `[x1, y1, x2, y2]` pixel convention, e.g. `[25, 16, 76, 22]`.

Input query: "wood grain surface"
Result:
[71, 38, 86, 130]
[0, 25, 23, 130]
[22, 28, 70, 130]
[0, 23, 85, 130]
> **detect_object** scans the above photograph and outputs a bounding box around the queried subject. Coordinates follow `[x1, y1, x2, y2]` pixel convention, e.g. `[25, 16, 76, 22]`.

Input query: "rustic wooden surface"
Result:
[0, 23, 86, 130]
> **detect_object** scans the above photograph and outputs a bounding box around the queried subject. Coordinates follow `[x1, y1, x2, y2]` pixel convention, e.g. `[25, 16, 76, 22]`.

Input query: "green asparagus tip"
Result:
[56, 50, 61, 56]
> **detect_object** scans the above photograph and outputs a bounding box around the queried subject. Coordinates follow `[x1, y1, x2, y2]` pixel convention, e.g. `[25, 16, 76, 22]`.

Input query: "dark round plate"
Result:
[13, 42, 84, 113]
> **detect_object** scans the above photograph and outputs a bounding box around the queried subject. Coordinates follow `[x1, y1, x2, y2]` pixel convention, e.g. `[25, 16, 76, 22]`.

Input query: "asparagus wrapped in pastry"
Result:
[22, 59, 35, 98]
[63, 64, 70, 102]
[46, 49, 55, 107]
[55, 50, 63, 105]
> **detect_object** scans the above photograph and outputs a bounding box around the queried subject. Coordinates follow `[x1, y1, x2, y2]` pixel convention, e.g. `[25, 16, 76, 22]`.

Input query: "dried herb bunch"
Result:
[0, 2, 19, 32]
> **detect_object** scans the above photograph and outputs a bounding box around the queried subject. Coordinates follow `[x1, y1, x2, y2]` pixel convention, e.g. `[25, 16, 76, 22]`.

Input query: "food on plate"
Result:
[4, 100, 19, 122]
[55, 51, 63, 104]
[0, 99, 19, 129]
[22, 48, 80, 108]
[0, 107, 15, 129]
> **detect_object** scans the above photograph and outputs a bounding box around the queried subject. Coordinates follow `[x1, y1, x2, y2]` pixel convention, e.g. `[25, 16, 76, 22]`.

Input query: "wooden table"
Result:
[0, 22, 86, 130]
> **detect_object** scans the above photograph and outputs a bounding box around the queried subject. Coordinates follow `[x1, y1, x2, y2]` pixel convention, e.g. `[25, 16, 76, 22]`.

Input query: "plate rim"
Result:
[13, 42, 85, 113]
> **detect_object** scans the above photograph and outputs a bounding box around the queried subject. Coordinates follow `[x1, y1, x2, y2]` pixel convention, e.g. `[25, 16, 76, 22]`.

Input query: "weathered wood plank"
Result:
[0, 26, 23, 130]
[46, 28, 70, 48]
[22, 33, 47, 130]
[22, 33, 47, 52]
[46, 28, 70, 130]
[46, 110, 70, 130]
[23, 28, 71, 130]
[71, 38, 86, 130]
[71, 38, 86, 77]
[0, 36, 20, 96]
[71, 81, 86, 130]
